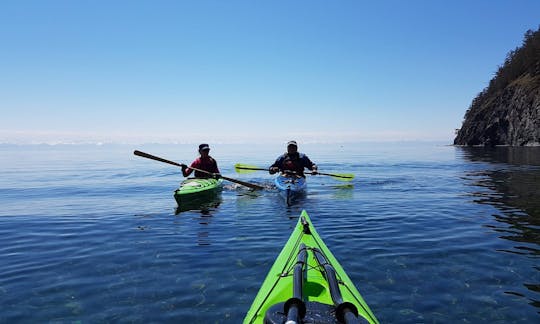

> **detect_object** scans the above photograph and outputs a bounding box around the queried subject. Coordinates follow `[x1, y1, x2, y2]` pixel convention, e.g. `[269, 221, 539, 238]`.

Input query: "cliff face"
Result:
[454, 76, 540, 146]
[454, 27, 540, 146]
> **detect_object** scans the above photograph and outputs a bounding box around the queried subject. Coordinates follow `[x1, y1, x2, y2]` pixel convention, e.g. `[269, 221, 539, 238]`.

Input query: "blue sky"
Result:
[1, 0, 539, 144]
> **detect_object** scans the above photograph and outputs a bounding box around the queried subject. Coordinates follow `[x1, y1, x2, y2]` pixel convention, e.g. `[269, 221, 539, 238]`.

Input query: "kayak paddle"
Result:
[312, 171, 355, 181]
[234, 163, 269, 173]
[134, 150, 264, 190]
[234, 163, 355, 181]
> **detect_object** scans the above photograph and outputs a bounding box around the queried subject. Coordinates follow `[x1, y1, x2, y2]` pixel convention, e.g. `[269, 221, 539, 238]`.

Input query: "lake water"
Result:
[0, 143, 539, 323]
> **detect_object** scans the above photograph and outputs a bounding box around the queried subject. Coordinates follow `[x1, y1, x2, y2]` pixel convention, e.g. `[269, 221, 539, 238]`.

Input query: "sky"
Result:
[1, 0, 539, 144]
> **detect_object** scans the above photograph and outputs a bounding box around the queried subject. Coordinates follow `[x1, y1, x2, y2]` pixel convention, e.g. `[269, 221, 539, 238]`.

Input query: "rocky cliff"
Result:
[454, 28, 540, 146]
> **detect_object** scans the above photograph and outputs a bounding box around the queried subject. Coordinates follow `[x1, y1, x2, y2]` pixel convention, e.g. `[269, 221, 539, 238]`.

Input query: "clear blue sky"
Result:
[1, 0, 539, 144]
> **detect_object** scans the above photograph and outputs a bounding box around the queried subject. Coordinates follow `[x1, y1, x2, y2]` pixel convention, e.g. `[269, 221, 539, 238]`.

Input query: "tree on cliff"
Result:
[455, 26, 540, 146]
[489, 27, 540, 94]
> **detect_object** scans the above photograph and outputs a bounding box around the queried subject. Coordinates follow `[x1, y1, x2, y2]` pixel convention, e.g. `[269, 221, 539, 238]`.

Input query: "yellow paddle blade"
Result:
[234, 163, 267, 174]
[333, 173, 355, 181]
[234, 163, 355, 181]
[316, 172, 355, 181]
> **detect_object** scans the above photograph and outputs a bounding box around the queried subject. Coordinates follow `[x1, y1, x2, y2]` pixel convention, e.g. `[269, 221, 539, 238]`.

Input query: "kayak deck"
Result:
[275, 175, 307, 206]
[173, 178, 223, 205]
[244, 210, 378, 324]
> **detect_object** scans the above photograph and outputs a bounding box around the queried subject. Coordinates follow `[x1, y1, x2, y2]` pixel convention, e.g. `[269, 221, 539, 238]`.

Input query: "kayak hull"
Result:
[173, 178, 223, 206]
[244, 210, 378, 324]
[274, 175, 307, 206]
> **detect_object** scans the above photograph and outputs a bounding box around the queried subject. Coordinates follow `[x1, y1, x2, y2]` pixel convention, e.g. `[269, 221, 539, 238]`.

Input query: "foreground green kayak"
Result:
[173, 178, 223, 206]
[244, 210, 378, 324]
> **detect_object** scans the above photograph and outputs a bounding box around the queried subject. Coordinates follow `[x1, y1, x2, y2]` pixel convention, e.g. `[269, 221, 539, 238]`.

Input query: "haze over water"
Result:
[0, 142, 538, 322]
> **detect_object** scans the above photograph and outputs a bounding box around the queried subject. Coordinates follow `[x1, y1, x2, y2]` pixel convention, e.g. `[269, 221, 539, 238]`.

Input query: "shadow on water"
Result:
[174, 196, 223, 246]
[458, 146, 540, 167]
[330, 183, 354, 200]
[458, 146, 540, 221]
[457, 146, 540, 310]
[174, 194, 223, 215]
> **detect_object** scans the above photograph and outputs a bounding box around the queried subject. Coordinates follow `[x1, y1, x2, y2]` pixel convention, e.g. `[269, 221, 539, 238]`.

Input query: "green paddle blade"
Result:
[234, 163, 268, 174]
[234, 163, 355, 181]
[316, 172, 355, 181]
[333, 173, 355, 181]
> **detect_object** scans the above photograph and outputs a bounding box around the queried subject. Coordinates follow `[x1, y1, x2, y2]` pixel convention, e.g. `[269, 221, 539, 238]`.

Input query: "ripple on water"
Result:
[0, 143, 539, 323]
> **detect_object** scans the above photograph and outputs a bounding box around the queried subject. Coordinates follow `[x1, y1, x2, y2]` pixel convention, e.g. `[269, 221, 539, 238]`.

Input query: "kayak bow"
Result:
[275, 174, 307, 206]
[244, 210, 378, 324]
[173, 177, 223, 206]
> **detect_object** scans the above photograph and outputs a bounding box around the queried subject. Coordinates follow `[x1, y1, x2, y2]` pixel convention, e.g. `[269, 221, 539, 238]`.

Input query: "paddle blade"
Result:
[234, 163, 267, 174]
[316, 172, 355, 181]
[333, 173, 355, 181]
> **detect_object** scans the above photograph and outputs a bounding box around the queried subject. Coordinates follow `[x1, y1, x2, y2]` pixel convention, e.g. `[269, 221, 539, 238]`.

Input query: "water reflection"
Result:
[174, 195, 222, 214]
[331, 183, 354, 200]
[457, 146, 540, 310]
[458, 146, 540, 166]
[458, 146, 540, 221]
[174, 194, 222, 246]
[234, 189, 264, 208]
[195, 212, 213, 246]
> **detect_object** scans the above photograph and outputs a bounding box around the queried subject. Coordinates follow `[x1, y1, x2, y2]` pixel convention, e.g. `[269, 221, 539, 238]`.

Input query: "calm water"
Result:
[0, 143, 539, 323]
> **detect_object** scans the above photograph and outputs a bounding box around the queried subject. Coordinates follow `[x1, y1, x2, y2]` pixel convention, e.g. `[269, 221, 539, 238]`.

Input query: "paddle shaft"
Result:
[315, 172, 354, 179]
[133, 150, 264, 190]
[236, 165, 352, 179]
[134, 150, 184, 167]
[236, 166, 308, 174]
[235, 166, 269, 171]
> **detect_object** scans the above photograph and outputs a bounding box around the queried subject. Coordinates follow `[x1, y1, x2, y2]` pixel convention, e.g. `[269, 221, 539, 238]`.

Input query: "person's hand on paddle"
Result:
[212, 173, 221, 179]
[311, 165, 318, 175]
[269, 167, 280, 175]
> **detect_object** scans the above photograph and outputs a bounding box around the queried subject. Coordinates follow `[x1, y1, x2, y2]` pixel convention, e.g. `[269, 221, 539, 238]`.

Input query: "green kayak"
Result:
[173, 178, 223, 206]
[244, 210, 378, 324]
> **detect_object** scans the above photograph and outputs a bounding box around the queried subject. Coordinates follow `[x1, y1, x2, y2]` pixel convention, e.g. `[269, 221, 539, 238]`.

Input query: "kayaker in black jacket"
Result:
[269, 140, 318, 177]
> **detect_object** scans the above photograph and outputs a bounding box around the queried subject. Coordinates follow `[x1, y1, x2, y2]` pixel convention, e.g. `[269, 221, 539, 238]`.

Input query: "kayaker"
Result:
[181, 144, 221, 178]
[269, 140, 318, 177]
